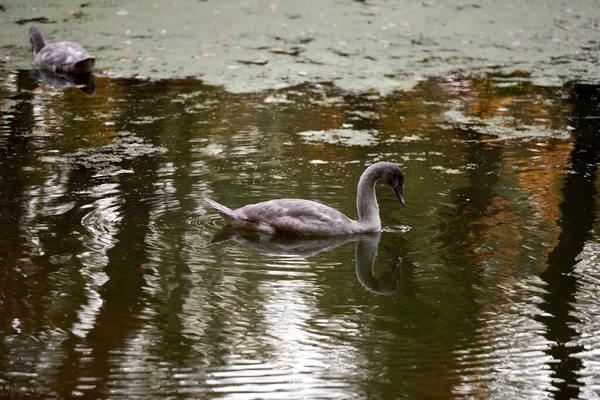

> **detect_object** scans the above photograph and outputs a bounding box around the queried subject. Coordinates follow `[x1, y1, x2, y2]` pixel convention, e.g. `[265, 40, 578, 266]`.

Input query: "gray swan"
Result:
[205, 162, 405, 236]
[28, 26, 96, 73]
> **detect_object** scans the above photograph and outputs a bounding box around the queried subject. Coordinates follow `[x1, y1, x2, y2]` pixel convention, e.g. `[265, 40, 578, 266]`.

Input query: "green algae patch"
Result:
[1, 0, 598, 94]
[61, 131, 167, 168]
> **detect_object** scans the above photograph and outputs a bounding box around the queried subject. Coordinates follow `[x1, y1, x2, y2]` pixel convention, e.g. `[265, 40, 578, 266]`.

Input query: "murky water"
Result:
[1, 71, 599, 399]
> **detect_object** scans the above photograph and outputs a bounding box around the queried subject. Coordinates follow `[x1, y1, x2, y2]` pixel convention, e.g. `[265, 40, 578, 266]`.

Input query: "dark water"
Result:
[1, 70, 599, 399]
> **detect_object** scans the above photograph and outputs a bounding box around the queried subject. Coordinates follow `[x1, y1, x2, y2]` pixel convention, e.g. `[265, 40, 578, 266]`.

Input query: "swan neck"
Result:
[356, 166, 381, 228]
[29, 28, 46, 55]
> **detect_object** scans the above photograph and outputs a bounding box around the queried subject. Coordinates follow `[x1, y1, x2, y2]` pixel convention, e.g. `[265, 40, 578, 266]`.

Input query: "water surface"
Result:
[1, 71, 599, 398]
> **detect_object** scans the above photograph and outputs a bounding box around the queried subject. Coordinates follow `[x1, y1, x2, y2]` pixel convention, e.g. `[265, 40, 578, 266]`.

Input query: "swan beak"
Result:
[394, 185, 405, 207]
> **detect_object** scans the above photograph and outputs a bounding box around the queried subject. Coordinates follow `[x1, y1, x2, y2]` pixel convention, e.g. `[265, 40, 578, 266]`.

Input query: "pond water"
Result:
[1, 71, 599, 399]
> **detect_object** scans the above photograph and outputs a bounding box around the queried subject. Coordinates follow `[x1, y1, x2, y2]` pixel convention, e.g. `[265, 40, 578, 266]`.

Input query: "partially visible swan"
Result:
[205, 162, 405, 236]
[28, 26, 96, 73]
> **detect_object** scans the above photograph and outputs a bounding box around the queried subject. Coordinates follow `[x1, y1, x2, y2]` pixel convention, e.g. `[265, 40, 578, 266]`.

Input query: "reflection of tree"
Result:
[537, 84, 600, 398]
[0, 71, 38, 394]
[430, 136, 504, 395]
[70, 156, 153, 396]
[451, 75, 572, 130]
[0, 72, 35, 267]
[397, 76, 576, 397]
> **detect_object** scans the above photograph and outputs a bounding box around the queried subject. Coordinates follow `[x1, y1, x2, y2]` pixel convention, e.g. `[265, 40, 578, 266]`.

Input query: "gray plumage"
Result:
[205, 162, 405, 236]
[29, 26, 95, 73]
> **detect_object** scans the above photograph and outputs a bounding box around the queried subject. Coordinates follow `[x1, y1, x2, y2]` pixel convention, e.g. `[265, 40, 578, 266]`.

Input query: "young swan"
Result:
[29, 26, 96, 73]
[205, 162, 405, 236]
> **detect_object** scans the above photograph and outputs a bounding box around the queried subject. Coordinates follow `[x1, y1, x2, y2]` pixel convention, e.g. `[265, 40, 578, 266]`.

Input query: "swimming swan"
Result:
[28, 26, 96, 73]
[205, 162, 405, 236]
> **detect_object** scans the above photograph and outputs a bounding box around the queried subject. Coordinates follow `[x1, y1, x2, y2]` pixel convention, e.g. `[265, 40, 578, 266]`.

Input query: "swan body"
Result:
[205, 162, 405, 236]
[29, 26, 95, 73]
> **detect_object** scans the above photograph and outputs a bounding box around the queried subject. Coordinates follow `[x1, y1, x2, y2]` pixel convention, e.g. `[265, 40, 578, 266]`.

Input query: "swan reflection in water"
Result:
[28, 69, 96, 95]
[211, 230, 403, 296]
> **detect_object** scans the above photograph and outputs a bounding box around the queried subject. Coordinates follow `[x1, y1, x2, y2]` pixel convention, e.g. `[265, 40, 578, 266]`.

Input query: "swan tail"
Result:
[205, 197, 237, 220]
[205, 197, 275, 233]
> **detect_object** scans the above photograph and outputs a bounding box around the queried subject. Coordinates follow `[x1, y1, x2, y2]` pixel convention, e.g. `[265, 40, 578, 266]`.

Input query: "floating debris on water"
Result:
[61, 131, 168, 168]
[431, 165, 463, 174]
[442, 110, 571, 140]
[298, 128, 379, 146]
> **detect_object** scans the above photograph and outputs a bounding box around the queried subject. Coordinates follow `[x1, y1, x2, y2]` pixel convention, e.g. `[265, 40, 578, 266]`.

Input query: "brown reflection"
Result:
[538, 84, 600, 397]
[397, 76, 575, 396]
[430, 136, 504, 396]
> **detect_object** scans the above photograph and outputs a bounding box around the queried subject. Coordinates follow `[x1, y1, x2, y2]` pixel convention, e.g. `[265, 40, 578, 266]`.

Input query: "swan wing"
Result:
[238, 199, 357, 235]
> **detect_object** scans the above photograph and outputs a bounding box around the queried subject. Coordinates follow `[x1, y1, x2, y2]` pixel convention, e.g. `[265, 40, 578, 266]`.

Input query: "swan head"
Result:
[378, 162, 405, 206]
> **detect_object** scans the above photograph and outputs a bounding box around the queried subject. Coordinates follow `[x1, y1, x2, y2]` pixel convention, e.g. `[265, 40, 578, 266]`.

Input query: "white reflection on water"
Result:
[453, 275, 557, 397]
[22, 168, 72, 262]
[73, 187, 122, 338]
[570, 239, 600, 398]
[202, 275, 356, 399]
[172, 232, 401, 398]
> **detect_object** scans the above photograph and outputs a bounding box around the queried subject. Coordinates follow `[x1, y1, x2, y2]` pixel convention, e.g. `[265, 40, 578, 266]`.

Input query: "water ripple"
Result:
[453, 276, 558, 397]
[569, 238, 600, 396]
[80, 196, 122, 251]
